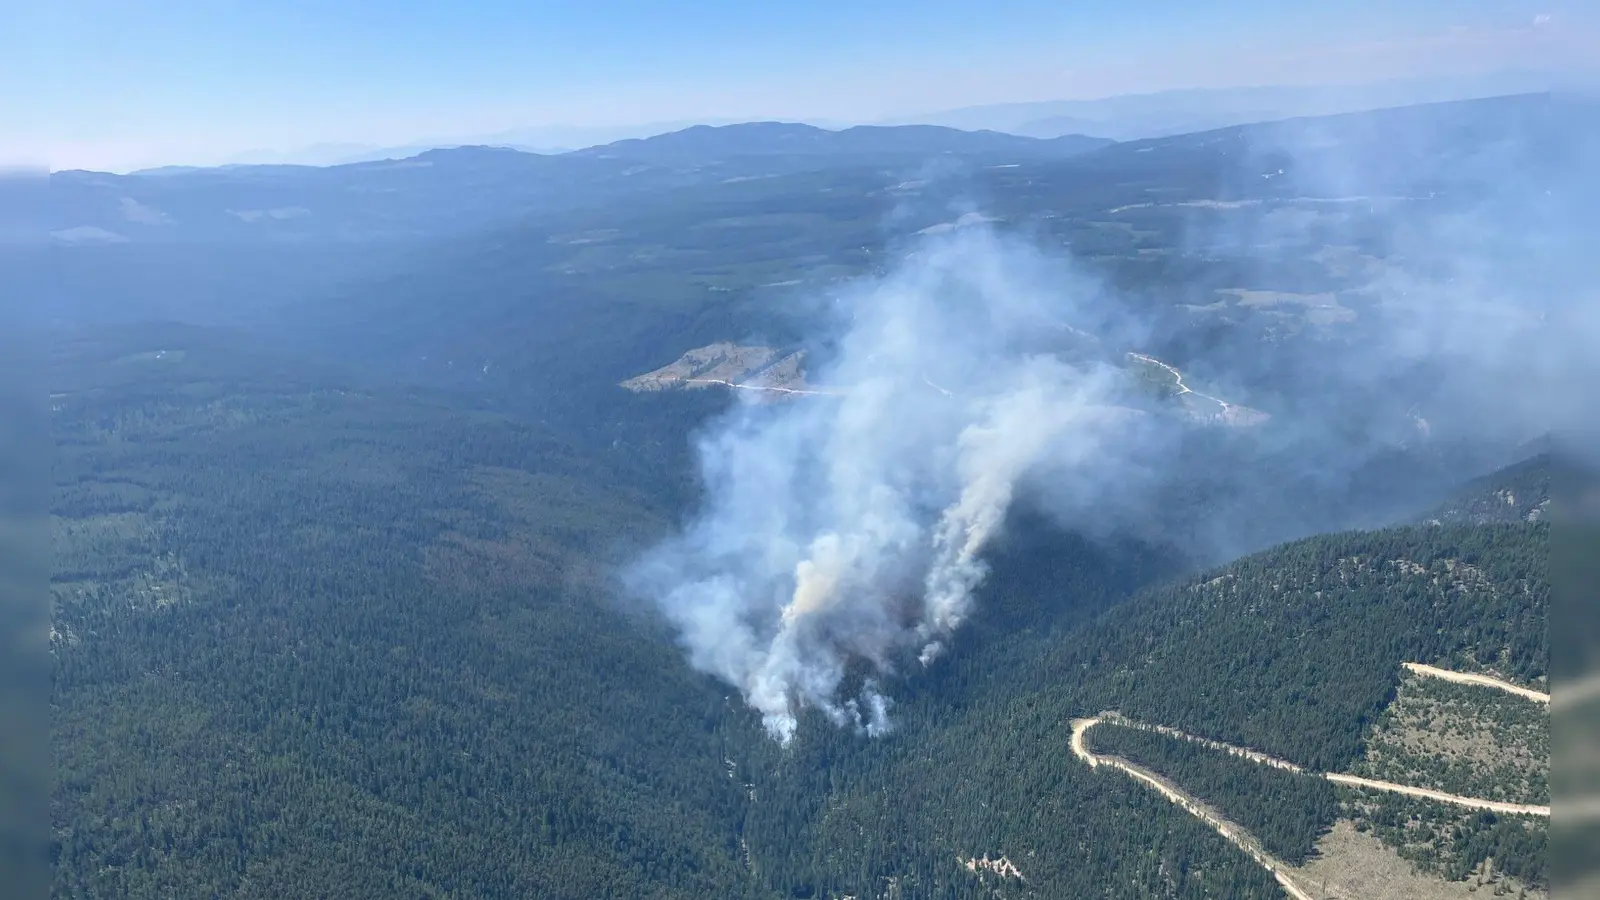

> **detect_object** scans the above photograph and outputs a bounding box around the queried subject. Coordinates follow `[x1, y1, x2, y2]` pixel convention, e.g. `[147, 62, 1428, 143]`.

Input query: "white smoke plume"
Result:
[629, 93, 1600, 744]
[628, 227, 1144, 743]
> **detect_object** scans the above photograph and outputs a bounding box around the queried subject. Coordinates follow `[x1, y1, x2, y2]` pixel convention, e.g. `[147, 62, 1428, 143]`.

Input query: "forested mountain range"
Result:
[47, 335, 1552, 897]
[12, 124, 1110, 247]
[35, 93, 1574, 898]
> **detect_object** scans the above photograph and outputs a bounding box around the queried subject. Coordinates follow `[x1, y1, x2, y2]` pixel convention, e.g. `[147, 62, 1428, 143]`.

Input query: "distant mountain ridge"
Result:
[29, 90, 1587, 250]
[894, 70, 1587, 138]
[172, 70, 1582, 168]
[570, 121, 1112, 162]
[17, 123, 1110, 247]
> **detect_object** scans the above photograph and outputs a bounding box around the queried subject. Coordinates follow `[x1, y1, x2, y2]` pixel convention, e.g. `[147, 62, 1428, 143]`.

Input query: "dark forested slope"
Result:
[1420, 449, 1552, 525]
[748, 517, 1548, 898]
[1067, 524, 1548, 771]
[49, 336, 763, 900]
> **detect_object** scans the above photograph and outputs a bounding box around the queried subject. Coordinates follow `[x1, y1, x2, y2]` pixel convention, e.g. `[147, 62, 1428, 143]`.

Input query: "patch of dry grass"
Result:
[1356, 673, 1549, 804]
[1293, 821, 1545, 900]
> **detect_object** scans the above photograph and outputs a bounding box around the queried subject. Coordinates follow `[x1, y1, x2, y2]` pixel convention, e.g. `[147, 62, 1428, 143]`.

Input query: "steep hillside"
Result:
[1069, 524, 1547, 770]
[1421, 451, 1552, 525]
[701, 518, 1549, 900]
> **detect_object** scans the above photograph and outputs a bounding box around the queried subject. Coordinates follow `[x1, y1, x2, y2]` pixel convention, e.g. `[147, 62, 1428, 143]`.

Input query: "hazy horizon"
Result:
[12, 2, 1599, 172]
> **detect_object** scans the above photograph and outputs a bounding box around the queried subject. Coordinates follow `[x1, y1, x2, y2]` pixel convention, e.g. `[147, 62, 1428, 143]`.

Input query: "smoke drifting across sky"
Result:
[630, 92, 1599, 743]
[626, 229, 1156, 742]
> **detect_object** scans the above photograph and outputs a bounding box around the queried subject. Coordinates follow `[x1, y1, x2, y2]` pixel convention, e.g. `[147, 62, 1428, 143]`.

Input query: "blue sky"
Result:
[8, 1, 1595, 171]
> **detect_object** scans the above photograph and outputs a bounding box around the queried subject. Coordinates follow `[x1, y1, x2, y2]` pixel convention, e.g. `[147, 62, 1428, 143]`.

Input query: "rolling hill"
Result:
[12, 124, 1109, 248]
[570, 121, 1111, 163]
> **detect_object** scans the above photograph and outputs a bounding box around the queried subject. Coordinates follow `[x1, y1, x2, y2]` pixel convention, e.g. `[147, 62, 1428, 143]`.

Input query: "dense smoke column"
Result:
[632, 96, 1600, 743]
[629, 228, 1140, 742]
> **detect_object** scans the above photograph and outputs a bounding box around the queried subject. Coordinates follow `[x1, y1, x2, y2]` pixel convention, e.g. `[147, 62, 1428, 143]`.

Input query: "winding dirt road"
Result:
[1077, 715, 1551, 818]
[1092, 714, 1550, 817]
[1071, 717, 1318, 900]
[1322, 773, 1549, 816]
[1127, 353, 1233, 411]
[1110, 715, 1306, 773]
[1071, 664, 1551, 897]
[1402, 663, 1550, 705]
